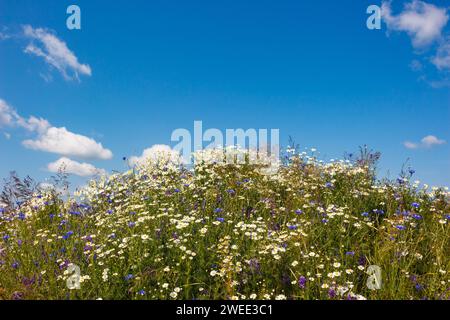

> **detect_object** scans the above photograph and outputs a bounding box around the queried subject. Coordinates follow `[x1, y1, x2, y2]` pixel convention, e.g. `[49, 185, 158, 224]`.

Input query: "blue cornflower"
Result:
[325, 182, 333, 188]
[18, 212, 26, 221]
[361, 212, 369, 217]
[288, 225, 298, 230]
[107, 209, 113, 214]
[79, 204, 91, 210]
[128, 222, 136, 228]
[216, 217, 225, 222]
[214, 208, 223, 213]
[63, 231, 74, 240]
[12, 261, 19, 269]
[174, 188, 181, 193]
[346, 251, 355, 256]
[3, 234, 10, 241]
[412, 214, 422, 220]
[125, 274, 133, 281]
[412, 202, 420, 209]
[69, 211, 81, 216]
[395, 225, 406, 231]
[321, 219, 329, 224]
[295, 209, 303, 215]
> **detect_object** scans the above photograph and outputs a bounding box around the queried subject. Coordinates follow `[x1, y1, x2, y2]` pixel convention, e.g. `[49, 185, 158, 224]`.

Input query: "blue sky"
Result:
[0, 0, 449, 187]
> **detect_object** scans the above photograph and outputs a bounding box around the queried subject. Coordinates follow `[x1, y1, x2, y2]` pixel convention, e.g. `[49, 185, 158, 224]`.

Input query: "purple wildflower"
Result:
[328, 288, 336, 298]
[298, 276, 307, 289]
[125, 274, 133, 281]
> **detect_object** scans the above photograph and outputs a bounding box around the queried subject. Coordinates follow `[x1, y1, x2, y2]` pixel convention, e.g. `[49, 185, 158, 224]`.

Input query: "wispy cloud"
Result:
[47, 157, 106, 177]
[0, 99, 19, 127]
[23, 25, 91, 81]
[404, 135, 447, 149]
[432, 37, 450, 70]
[381, 0, 448, 48]
[0, 32, 10, 40]
[409, 59, 423, 71]
[0, 98, 112, 160]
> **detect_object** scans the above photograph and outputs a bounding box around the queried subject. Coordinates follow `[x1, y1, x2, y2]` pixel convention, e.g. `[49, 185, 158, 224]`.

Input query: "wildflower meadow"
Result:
[0, 147, 449, 300]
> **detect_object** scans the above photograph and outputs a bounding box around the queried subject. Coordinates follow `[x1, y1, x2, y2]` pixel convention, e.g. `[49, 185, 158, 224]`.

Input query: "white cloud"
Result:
[404, 141, 419, 149]
[3, 132, 11, 140]
[432, 38, 450, 70]
[17, 115, 51, 134]
[129, 144, 181, 166]
[382, 1, 449, 48]
[421, 135, 446, 147]
[0, 98, 113, 160]
[23, 25, 91, 81]
[404, 135, 446, 149]
[23, 126, 113, 160]
[47, 157, 106, 177]
[0, 99, 19, 127]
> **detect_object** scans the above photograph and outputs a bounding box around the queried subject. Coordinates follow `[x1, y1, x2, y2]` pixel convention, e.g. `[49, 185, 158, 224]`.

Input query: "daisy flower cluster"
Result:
[0, 147, 448, 300]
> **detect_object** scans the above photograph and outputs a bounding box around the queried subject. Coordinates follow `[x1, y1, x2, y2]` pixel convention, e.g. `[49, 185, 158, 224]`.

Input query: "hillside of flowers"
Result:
[0, 147, 449, 300]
